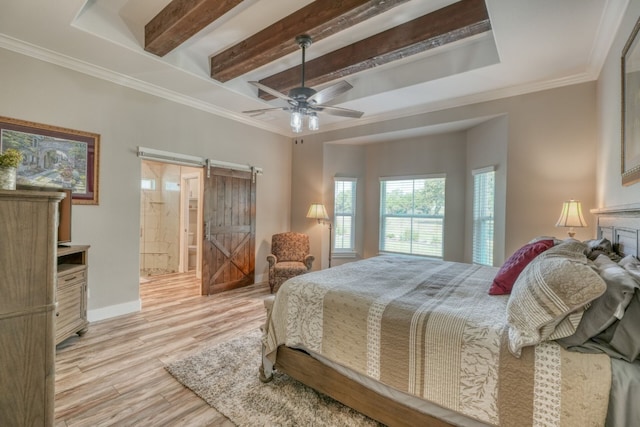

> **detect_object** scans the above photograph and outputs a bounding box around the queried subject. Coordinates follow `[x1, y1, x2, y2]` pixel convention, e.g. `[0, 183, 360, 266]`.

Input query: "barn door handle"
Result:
[205, 221, 210, 241]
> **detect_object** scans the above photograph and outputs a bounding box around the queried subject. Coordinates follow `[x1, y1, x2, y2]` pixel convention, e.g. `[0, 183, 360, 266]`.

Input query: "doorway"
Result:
[139, 160, 203, 283]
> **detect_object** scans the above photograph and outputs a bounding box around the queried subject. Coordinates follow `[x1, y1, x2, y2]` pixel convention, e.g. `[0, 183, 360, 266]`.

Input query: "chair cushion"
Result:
[274, 261, 308, 276]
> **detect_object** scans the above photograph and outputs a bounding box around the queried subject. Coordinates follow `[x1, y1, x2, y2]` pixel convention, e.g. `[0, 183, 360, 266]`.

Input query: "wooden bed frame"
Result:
[268, 204, 640, 427]
[274, 345, 452, 427]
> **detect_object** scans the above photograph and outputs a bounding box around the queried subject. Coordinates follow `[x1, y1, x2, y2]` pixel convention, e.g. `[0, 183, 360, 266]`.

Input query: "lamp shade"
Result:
[306, 203, 329, 220]
[555, 200, 587, 228]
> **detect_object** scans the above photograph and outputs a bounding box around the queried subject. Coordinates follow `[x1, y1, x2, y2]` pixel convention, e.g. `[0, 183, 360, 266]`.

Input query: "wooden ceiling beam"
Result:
[258, 0, 491, 100]
[145, 0, 243, 57]
[210, 0, 410, 83]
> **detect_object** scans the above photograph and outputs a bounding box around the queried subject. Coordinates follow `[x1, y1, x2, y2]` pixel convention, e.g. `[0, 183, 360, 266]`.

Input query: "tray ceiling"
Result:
[0, 0, 628, 137]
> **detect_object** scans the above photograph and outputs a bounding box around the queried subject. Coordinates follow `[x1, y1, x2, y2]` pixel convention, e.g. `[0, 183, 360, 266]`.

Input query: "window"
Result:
[164, 181, 180, 191]
[472, 167, 495, 266]
[140, 178, 156, 190]
[334, 178, 356, 253]
[379, 175, 445, 257]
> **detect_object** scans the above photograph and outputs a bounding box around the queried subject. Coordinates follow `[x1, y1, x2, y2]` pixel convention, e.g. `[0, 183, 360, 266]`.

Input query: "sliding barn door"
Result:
[201, 167, 256, 295]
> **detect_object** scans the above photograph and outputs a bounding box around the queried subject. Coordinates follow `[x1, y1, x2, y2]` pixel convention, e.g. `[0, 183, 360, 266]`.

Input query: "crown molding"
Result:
[310, 70, 598, 138]
[0, 34, 290, 137]
[0, 31, 607, 141]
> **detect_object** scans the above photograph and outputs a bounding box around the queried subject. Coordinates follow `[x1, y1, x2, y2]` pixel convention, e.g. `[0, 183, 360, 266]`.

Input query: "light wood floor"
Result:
[55, 273, 271, 426]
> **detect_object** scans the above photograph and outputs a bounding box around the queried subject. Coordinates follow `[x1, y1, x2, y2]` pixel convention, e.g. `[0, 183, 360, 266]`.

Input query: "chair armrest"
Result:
[304, 254, 315, 270]
[267, 254, 277, 267]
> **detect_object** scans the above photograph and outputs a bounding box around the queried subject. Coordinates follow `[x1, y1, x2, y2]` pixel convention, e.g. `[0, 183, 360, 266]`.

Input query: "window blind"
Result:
[379, 176, 445, 257]
[334, 178, 356, 251]
[472, 168, 495, 265]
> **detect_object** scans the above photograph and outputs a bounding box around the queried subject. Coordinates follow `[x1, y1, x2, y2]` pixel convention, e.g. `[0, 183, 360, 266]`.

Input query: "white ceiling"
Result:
[0, 0, 628, 139]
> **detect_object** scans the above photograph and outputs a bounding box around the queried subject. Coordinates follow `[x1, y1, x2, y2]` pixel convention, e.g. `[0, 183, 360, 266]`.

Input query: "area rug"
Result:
[165, 329, 382, 426]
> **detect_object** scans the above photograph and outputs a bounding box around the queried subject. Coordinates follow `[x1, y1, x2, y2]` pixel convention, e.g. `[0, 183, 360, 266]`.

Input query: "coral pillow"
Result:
[488, 239, 554, 295]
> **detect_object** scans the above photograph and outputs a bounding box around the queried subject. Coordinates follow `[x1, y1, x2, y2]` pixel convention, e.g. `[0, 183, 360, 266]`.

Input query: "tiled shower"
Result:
[140, 160, 200, 276]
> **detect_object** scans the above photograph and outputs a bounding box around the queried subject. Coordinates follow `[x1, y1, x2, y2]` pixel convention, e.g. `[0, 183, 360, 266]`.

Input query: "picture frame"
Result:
[622, 16, 640, 186]
[0, 116, 100, 204]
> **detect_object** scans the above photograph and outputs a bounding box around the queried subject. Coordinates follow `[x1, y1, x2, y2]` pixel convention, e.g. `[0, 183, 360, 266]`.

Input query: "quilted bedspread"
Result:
[263, 255, 611, 426]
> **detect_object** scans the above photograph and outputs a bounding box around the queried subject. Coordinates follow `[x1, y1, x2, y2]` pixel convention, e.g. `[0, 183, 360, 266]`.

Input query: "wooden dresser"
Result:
[56, 245, 90, 345]
[0, 189, 63, 426]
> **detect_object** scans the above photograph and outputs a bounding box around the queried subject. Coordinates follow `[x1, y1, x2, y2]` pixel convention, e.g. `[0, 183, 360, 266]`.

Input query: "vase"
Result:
[0, 166, 17, 190]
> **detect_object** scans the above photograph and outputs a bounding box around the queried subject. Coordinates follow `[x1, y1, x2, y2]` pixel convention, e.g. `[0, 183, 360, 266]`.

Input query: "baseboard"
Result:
[88, 299, 141, 322]
[88, 276, 267, 322]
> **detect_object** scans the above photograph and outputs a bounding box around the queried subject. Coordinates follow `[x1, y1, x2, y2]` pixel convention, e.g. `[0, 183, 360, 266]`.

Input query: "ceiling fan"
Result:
[243, 35, 364, 133]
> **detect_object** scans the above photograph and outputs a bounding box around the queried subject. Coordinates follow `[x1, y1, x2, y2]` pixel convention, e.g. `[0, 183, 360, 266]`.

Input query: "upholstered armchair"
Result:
[267, 232, 314, 293]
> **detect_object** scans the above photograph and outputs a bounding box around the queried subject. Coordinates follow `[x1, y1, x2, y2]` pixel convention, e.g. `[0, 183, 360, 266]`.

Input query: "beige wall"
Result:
[465, 115, 508, 264]
[290, 135, 326, 267]
[363, 133, 468, 261]
[323, 144, 366, 268]
[293, 83, 598, 264]
[0, 48, 292, 320]
[597, 0, 640, 208]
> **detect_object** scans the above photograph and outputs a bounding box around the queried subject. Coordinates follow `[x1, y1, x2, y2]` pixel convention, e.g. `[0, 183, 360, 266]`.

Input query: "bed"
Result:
[261, 207, 640, 426]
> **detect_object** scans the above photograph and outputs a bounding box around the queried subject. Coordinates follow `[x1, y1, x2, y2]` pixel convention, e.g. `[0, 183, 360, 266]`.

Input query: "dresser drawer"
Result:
[57, 265, 87, 288]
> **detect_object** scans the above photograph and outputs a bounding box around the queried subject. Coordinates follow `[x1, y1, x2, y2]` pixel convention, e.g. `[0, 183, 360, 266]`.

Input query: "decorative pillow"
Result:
[556, 254, 639, 348]
[583, 238, 621, 261]
[506, 242, 606, 357]
[619, 254, 640, 266]
[591, 290, 640, 362]
[584, 237, 613, 253]
[488, 239, 554, 295]
[528, 235, 563, 245]
[540, 239, 589, 258]
[548, 310, 584, 341]
[619, 254, 640, 283]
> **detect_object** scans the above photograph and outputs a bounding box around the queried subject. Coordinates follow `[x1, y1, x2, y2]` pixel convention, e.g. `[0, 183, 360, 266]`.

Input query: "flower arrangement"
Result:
[0, 149, 23, 168]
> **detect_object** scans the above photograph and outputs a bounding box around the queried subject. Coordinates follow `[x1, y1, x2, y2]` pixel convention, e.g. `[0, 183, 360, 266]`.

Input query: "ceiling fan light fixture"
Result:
[244, 34, 363, 133]
[291, 110, 303, 133]
[308, 112, 319, 131]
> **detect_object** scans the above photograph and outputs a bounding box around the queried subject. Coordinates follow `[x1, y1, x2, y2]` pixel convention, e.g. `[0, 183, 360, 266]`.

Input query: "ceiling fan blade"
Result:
[315, 105, 364, 118]
[307, 81, 353, 105]
[246, 37, 363, 127]
[248, 81, 294, 102]
[242, 106, 289, 117]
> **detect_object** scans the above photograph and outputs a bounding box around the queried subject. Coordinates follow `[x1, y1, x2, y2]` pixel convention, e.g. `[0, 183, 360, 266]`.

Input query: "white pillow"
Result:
[506, 242, 606, 357]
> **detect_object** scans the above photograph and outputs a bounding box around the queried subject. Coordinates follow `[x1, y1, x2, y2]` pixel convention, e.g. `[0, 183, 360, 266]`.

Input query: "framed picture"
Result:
[622, 17, 640, 186]
[0, 116, 100, 204]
